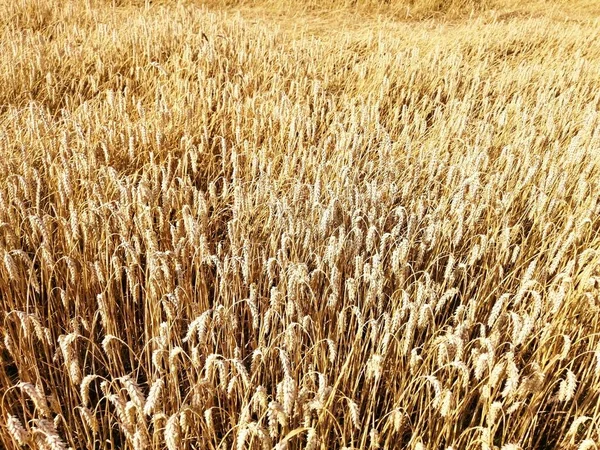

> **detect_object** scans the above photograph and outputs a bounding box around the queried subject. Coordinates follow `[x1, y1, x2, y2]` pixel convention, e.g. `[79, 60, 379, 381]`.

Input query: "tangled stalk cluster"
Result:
[1, 1, 600, 449]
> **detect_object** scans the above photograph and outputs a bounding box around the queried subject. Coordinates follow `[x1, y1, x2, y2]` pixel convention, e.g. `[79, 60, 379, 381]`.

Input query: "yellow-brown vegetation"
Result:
[1, 0, 600, 449]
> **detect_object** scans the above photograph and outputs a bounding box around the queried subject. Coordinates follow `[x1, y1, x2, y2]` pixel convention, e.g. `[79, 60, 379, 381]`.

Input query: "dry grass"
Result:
[1, 0, 600, 449]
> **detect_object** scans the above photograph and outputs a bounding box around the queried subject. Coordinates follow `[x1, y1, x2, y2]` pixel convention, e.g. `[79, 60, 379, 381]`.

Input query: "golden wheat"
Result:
[1, 0, 600, 449]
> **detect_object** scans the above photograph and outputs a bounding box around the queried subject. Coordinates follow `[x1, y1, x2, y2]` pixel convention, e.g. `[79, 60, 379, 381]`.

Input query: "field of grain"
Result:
[1, 1, 600, 449]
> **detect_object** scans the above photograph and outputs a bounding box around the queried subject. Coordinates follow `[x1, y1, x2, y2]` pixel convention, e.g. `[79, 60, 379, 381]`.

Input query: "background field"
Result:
[1, 0, 600, 449]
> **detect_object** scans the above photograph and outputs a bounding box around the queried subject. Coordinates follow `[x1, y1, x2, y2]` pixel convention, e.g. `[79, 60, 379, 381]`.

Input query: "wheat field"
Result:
[1, 0, 600, 449]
